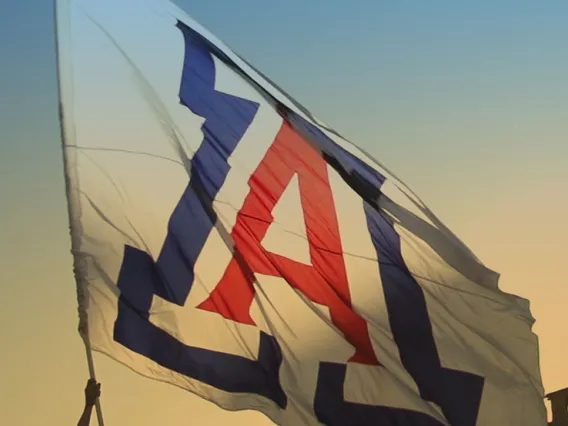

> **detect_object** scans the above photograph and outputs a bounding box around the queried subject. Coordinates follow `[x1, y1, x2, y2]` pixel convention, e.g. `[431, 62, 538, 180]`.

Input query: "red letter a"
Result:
[198, 121, 378, 365]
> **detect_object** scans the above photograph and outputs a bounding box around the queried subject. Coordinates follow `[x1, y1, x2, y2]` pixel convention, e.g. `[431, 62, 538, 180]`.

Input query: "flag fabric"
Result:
[56, 0, 547, 424]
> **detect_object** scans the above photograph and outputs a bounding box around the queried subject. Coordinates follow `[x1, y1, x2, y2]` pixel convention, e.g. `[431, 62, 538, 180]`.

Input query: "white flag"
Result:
[55, 0, 547, 424]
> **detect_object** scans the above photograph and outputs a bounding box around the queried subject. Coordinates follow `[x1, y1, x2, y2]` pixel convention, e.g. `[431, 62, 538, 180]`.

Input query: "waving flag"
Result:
[55, 0, 547, 424]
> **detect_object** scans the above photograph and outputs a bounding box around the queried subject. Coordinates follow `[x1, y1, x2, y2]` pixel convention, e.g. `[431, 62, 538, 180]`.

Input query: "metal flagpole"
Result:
[52, 0, 104, 425]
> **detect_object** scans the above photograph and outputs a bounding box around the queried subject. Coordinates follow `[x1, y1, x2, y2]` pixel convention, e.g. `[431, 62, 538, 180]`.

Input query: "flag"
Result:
[55, 0, 547, 424]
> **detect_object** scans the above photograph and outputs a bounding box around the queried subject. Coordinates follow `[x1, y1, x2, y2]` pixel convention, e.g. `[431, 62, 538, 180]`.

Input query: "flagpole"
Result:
[84, 333, 105, 426]
[52, 1, 105, 425]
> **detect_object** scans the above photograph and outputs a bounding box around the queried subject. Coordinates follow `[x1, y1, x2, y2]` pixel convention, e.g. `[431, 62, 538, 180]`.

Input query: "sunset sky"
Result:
[1, 1, 567, 425]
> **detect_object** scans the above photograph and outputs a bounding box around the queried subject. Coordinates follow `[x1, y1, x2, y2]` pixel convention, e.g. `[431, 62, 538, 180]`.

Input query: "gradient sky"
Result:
[1, 1, 567, 425]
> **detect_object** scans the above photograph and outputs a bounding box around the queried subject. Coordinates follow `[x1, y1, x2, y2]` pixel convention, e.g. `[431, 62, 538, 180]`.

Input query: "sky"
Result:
[1, 0, 567, 425]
